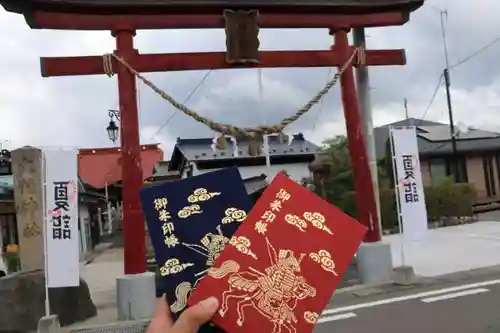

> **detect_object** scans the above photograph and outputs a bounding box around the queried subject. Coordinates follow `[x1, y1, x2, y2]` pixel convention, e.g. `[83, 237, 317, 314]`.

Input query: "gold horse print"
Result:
[168, 226, 230, 313]
[170, 282, 193, 313]
[207, 238, 317, 333]
[181, 225, 229, 284]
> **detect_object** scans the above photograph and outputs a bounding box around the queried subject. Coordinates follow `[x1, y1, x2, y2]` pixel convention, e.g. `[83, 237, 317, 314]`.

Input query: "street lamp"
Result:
[0, 149, 11, 175]
[106, 109, 120, 144]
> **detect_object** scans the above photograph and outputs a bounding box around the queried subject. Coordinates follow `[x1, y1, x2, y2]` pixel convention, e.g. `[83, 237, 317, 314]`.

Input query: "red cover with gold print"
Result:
[188, 172, 367, 333]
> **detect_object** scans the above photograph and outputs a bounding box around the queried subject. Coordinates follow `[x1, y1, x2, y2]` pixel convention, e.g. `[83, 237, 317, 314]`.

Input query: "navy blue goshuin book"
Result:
[140, 167, 252, 325]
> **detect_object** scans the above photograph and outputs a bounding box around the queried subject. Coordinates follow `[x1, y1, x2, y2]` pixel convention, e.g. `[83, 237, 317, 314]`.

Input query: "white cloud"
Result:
[140, 125, 175, 157]
[2, 0, 500, 157]
[423, 79, 500, 133]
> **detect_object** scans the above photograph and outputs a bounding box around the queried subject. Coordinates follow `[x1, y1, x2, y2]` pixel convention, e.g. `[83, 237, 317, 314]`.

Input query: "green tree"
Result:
[377, 138, 394, 189]
[310, 135, 391, 203]
[317, 136, 353, 202]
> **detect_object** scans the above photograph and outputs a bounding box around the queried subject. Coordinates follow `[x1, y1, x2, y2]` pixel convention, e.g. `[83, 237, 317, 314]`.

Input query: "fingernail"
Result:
[199, 297, 219, 311]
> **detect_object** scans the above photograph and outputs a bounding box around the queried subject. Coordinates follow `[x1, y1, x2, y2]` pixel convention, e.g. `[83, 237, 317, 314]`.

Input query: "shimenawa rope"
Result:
[102, 47, 362, 154]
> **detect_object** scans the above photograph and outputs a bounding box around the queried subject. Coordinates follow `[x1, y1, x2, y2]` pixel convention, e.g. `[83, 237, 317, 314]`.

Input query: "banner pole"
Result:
[41, 150, 51, 316]
[257, 68, 271, 169]
[389, 127, 405, 267]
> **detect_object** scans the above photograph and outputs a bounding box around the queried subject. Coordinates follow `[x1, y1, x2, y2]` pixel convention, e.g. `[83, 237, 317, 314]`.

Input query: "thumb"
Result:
[172, 297, 219, 333]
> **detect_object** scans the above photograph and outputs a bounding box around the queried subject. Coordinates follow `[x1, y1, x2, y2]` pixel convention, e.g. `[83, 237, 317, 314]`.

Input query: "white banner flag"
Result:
[390, 126, 428, 242]
[43, 148, 80, 288]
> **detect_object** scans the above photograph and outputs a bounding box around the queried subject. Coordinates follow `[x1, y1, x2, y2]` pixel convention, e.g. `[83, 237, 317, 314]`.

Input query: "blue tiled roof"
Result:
[374, 118, 500, 158]
[174, 133, 319, 162]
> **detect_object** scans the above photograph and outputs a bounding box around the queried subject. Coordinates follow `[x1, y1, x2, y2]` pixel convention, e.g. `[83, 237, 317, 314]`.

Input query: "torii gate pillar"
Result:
[113, 28, 157, 320]
[113, 28, 147, 275]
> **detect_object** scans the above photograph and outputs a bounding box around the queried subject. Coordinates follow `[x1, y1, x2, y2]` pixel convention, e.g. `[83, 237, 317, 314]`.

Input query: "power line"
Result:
[148, 70, 213, 141]
[450, 35, 500, 70]
[417, 73, 444, 125]
[434, 5, 500, 70]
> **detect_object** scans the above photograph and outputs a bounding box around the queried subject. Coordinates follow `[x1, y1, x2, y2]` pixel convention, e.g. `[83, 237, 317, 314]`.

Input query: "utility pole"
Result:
[353, 27, 393, 285]
[353, 28, 381, 233]
[440, 9, 460, 183]
[404, 98, 409, 119]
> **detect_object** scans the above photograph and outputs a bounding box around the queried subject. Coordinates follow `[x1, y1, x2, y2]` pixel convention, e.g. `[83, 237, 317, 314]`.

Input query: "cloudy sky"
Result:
[1, 0, 499, 158]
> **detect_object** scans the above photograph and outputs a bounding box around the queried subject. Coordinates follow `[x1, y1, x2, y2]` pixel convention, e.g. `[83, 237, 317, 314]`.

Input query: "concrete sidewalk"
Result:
[387, 221, 500, 277]
[72, 247, 124, 329]
[82, 242, 114, 265]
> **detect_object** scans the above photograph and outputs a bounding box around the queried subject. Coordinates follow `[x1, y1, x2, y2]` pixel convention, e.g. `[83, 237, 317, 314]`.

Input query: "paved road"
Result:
[314, 276, 500, 333]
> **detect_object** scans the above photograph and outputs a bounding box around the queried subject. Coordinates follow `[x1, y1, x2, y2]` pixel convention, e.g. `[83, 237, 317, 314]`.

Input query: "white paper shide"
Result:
[390, 126, 428, 242]
[44, 149, 80, 288]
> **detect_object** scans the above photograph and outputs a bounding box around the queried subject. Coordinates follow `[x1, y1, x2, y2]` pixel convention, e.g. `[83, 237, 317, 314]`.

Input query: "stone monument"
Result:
[0, 147, 97, 332]
[11, 147, 45, 271]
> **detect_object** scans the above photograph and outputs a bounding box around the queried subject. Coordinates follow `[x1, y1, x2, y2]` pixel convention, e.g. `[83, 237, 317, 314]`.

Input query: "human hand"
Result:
[146, 295, 219, 333]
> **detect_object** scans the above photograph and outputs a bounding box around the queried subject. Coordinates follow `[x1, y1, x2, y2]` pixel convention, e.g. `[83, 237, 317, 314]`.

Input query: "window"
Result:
[448, 156, 468, 183]
[483, 155, 496, 197]
[429, 156, 468, 184]
[429, 158, 447, 184]
[0, 175, 13, 200]
[0, 164, 10, 175]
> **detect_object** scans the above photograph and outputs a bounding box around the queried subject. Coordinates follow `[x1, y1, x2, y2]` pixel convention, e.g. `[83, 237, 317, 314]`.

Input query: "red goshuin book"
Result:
[188, 172, 367, 333]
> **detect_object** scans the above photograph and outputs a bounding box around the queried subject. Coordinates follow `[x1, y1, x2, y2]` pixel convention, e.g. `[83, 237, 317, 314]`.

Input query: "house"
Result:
[146, 161, 182, 185]
[1, 144, 164, 261]
[168, 133, 319, 183]
[78, 144, 164, 234]
[78, 144, 164, 190]
[375, 118, 500, 202]
[76, 179, 108, 260]
[148, 160, 268, 201]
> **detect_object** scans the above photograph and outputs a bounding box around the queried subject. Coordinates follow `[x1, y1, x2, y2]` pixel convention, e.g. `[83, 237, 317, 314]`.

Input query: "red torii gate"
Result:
[1, 0, 424, 275]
